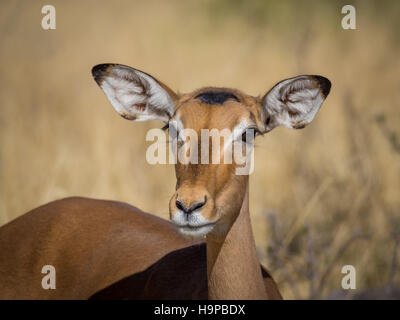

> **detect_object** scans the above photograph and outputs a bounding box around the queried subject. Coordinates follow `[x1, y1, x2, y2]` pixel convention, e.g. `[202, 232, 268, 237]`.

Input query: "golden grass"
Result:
[1, 0, 399, 298]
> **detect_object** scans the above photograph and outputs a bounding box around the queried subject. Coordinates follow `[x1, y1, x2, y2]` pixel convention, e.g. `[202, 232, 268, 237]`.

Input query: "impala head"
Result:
[92, 64, 331, 239]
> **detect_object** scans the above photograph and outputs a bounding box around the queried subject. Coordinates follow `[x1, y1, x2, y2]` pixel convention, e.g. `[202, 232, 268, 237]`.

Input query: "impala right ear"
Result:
[92, 64, 178, 123]
[260, 75, 331, 132]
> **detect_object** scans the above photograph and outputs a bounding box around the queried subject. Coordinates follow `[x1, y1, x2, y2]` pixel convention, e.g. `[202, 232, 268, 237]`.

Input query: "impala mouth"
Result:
[171, 209, 216, 238]
[178, 222, 216, 230]
[176, 223, 216, 238]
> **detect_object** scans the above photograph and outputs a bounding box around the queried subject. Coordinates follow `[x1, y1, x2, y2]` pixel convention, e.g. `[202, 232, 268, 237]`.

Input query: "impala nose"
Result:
[175, 196, 207, 215]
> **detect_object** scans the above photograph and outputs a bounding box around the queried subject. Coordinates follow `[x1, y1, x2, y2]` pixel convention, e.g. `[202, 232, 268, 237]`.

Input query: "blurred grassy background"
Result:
[1, 0, 399, 299]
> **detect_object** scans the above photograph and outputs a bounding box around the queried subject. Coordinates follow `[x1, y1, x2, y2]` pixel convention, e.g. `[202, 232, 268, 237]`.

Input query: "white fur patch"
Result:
[230, 119, 250, 145]
[171, 210, 216, 238]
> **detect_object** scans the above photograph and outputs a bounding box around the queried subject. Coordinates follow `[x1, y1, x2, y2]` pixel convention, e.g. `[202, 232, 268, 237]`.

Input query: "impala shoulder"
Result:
[44, 197, 174, 229]
[48, 196, 140, 211]
[24, 197, 142, 223]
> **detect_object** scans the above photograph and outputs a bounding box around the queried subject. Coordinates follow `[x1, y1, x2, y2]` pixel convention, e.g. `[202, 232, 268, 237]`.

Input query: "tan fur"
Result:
[0, 198, 198, 299]
[0, 65, 331, 300]
[0, 196, 281, 299]
[0, 89, 281, 299]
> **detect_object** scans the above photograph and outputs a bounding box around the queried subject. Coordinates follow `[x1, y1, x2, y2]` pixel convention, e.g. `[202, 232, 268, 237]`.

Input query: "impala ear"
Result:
[260, 75, 331, 132]
[92, 64, 178, 123]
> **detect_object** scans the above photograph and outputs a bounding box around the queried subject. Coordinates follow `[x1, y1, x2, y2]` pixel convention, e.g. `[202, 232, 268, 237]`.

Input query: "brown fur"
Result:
[0, 65, 331, 300]
[0, 197, 281, 299]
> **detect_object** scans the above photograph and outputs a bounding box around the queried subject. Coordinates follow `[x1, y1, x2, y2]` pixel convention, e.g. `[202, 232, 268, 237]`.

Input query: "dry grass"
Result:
[1, 0, 399, 299]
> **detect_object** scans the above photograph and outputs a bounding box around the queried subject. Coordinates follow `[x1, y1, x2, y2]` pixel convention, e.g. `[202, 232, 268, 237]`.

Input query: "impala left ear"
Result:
[92, 64, 178, 123]
[260, 75, 331, 132]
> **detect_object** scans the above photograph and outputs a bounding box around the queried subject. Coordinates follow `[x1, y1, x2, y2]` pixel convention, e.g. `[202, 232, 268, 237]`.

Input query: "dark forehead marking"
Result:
[194, 91, 240, 105]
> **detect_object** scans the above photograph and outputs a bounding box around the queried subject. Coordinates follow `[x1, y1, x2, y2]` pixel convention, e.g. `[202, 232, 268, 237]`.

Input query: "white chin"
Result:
[178, 224, 215, 239]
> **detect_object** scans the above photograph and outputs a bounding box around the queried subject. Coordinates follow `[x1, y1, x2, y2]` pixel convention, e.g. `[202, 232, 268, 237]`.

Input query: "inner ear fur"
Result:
[92, 63, 178, 123]
[261, 75, 331, 132]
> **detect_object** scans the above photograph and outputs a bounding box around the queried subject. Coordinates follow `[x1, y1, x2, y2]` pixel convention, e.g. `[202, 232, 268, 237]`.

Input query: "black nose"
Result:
[176, 196, 207, 215]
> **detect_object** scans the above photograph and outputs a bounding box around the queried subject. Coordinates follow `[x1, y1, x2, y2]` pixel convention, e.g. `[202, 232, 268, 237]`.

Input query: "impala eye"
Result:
[241, 129, 257, 143]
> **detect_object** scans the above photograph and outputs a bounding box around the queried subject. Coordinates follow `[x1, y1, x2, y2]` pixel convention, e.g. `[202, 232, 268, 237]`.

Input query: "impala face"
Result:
[92, 64, 331, 238]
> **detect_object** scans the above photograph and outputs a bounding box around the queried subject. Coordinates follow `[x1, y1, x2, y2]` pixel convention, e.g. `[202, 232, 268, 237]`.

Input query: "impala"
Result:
[0, 64, 330, 299]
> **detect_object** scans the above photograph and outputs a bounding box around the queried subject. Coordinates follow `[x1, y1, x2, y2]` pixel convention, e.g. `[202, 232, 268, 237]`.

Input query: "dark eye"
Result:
[241, 129, 256, 143]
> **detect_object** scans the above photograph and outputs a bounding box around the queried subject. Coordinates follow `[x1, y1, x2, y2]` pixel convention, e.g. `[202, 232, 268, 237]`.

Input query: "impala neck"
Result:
[206, 178, 268, 299]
